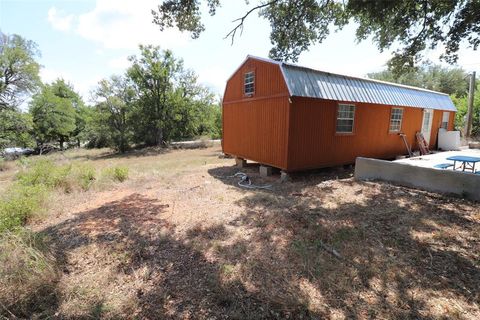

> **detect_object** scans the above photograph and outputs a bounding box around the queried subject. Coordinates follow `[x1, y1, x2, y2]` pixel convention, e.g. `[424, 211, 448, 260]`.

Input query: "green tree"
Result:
[452, 81, 480, 135]
[0, 109, 34, 148]
[49, 79, 87, 147]
[153, 0, 480, 73]
[167, 70, 221, 140]
[82, 106, 111, 149]
[127, 46, 221, 145]
[30, 85, 76, 149]
[92, 76, 135, 152]
[368, 63, 469, 97]
[0, 31, 41, 110]
[127, 46, 183, 146]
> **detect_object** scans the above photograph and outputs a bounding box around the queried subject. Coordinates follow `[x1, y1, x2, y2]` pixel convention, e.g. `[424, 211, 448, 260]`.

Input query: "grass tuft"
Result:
[0, 229, 57, 317]
[16, 159, 71, 189]
[103, 166, 129, 182]
[0, 184, 48, 233]
[74, 164, 97, 191]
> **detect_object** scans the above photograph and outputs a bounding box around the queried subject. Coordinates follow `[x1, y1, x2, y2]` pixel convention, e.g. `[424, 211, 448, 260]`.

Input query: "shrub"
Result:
[16, 156, 30, 168]
[0, 184, 47, 233]
[104, 166, 129, 182]
[0, 230, 57, 317]
[74, 164, 96, 191]
[16, 160, 70, 188]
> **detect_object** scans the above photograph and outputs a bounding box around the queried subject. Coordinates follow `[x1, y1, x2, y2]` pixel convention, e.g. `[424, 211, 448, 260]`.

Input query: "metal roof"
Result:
[242, 56, 456, 111]
[280, 63, 456, 111]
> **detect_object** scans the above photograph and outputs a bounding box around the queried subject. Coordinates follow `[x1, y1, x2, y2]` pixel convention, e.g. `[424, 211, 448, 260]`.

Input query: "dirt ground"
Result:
[6, 146, 480, 319]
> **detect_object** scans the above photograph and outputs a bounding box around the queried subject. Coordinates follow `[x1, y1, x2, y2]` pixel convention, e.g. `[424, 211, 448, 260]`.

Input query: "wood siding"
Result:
[286, 97, 455, 171]
[223, 97, 290, 169]
[223, 58, 288, 102]
[222, 57, 457, 172]
[222, 58, 291, 169]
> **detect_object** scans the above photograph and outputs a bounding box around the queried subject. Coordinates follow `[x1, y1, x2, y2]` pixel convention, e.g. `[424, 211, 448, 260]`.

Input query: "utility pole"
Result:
[465, 71, 476, 138]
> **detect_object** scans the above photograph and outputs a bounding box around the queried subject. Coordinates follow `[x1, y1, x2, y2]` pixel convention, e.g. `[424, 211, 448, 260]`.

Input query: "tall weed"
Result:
[103, 166, 129, 182]
[74, 164, 96, 191]
[0, 185, 47, 233]
[0, 230, 57, 317]
[16, 159, 72, 189]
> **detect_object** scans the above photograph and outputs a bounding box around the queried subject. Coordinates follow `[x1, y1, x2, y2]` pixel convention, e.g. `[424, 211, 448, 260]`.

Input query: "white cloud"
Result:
[47, 7, 75, 32]
[75, 0, 189, 50]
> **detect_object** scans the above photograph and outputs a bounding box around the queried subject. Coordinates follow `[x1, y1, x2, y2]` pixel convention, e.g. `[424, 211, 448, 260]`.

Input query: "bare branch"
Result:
[224, 0, 279, 45]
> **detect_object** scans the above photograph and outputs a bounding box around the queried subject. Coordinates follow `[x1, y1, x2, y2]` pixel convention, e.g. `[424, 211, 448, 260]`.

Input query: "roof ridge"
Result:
[246, 54, 283, 66]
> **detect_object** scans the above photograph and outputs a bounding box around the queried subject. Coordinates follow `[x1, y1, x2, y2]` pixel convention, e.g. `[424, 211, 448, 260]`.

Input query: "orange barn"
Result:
[222, 56, 457, 172]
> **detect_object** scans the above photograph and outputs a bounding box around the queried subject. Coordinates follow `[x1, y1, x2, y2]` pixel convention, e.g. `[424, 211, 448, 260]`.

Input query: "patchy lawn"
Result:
[1, 146, 479, 319]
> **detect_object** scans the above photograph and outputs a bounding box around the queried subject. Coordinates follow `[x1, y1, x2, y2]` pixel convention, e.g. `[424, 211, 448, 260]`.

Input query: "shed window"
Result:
[244, 71, 255, 95]
[336, 104, 355, 133]
[389, 107, 404, 132]
[441, 112, 450, 129]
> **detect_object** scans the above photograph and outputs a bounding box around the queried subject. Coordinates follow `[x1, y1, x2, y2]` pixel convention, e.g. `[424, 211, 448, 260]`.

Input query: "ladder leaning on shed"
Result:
[416, 132, 430, 155]
[399, 133, 413, 157]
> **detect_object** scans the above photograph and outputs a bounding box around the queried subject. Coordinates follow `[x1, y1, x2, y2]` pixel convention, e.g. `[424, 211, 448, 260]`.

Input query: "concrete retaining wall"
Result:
[354, 157, 480, 201]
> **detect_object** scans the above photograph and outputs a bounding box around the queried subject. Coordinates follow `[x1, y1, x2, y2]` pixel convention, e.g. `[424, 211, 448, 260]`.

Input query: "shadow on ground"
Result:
[63, 147, 174, 162]
[17, 173, 480, 319]
[207, 164, 354, 192]
[36, 194, 309, 319]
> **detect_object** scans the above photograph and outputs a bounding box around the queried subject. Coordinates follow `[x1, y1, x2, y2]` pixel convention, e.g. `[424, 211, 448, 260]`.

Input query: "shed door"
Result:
[421, 109, 434, 144]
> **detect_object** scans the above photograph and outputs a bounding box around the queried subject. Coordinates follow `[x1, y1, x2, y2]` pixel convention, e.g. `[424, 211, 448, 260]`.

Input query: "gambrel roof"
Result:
[244, 56, 457, 112]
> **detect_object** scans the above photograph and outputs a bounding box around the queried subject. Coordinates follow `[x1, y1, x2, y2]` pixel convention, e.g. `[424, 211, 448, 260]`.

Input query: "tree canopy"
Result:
[0, 109, 34, 149]
[153, 0, 480, 73]
[92, 76, 135, 152]
[452, 82, 480, 135]
[84, 46, 221, 152]
[0, 31, 41, 110]
[0, 32, 41, 149]
[0, 31, 222, 153]
[29, 82, 78, 149]
[368, 63, 469, 97]
[126, 45, 220, 147]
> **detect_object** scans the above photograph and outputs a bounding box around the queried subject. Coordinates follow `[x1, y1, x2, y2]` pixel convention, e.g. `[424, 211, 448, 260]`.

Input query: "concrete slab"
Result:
[394, 149, 480, 171]
[355, 157, 480, 201]
[259, 165, 272, 177]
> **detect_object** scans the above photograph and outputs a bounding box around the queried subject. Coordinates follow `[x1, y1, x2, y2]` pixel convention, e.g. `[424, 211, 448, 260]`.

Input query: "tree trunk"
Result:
[59, 137, 64, 150]
[157, 127, 163, 147]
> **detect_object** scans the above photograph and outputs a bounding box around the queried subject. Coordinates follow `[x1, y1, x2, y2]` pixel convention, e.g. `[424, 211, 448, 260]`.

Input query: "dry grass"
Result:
[1, 144, 479, 319]
[0, 230, 58, 318]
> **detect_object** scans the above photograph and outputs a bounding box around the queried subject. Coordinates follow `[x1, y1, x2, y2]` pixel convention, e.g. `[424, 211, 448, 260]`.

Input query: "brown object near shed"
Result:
[222, 56, 457, 172]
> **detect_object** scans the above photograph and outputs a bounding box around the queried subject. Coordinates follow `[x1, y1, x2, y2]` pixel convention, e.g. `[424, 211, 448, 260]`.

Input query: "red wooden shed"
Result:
[222, 56, 457, 172]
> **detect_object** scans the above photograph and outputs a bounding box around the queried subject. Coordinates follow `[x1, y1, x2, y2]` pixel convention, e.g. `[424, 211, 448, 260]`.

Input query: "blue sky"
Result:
[1, 0, 479, 103]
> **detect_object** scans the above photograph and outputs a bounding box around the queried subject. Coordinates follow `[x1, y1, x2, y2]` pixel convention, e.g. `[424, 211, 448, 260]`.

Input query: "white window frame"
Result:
[389, 107, 404, 133]
[336, 104, 355, 134]
[441, 112, 450, 130]
[244, 71, 255, 96]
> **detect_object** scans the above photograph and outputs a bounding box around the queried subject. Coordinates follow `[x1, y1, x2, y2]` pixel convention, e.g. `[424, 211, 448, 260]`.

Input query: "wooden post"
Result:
[465, 71, 476, 138]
